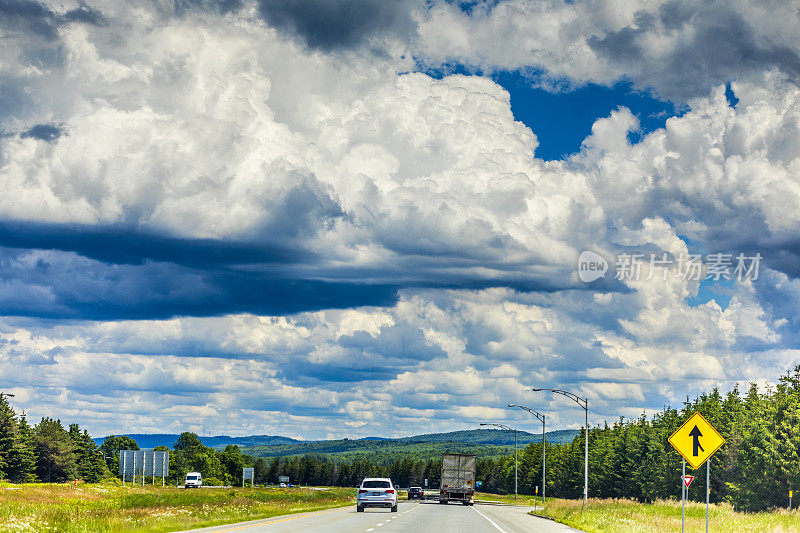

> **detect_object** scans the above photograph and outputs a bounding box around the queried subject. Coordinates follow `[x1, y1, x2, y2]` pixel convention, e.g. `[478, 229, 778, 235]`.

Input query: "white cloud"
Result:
[415, 0, 800, 100]
[1, 0, 800, 439]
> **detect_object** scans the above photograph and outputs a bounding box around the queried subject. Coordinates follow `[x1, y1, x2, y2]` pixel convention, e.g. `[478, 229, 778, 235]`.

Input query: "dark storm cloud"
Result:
[0, 245, 399, 320]
[20, 124, 64, 142]
[256, 0, 421, 50]
[0, 0, 60, 39]
[587, 1, 800, 100]
[0, 0, 105, 39]
[0, 220, 609, 321]
[0, 220, 310, 267]
[0, 220, 399, 320]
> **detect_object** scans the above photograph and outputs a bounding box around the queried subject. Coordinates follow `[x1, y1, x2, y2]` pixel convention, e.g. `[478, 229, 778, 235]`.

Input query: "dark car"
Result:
[408, 486, 424, 499]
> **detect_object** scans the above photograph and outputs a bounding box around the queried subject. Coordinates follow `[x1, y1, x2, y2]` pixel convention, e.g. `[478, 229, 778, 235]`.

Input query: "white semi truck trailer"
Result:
[439, 453, 476, 505]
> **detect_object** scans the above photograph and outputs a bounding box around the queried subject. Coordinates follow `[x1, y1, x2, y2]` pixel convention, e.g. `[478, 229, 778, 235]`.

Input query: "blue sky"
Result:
[492, 75, 679, 160]
[0, 0, 799, 439]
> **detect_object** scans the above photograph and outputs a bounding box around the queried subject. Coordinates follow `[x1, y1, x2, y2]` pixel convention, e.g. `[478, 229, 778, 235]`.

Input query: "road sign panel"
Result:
[682, 475, 695, 488]
[669, 412, 725, 469]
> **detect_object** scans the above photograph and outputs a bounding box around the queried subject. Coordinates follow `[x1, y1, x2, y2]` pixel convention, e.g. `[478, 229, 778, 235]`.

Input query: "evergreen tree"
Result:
[253, 457, 268, 484]
[0, 395, 17, 478]
[77, 429, 108, 482]
[34, 418, 77, 482]
[8, 415, 36, 482]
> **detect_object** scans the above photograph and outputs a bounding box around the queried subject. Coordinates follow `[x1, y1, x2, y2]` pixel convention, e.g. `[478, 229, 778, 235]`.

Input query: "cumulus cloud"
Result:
[0, 273, 790, 438]
[415, 0, 800, 100]
[1, 0, 800, 437]
[0, 7, 609, 317]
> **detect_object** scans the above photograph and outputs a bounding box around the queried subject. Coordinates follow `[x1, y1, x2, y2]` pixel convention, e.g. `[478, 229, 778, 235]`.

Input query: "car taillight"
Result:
[358, 489, 367, 493]
[386, 489, 394, 494]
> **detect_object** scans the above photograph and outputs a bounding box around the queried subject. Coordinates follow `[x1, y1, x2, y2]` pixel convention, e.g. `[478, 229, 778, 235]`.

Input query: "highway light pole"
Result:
[531, 388, 588, 510]
[509, 404, 546, 503]
[480, 423, 517, 501]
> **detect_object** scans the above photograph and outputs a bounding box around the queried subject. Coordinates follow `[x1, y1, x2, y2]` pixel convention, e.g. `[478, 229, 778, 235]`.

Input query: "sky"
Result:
[2, 0, 800, 440]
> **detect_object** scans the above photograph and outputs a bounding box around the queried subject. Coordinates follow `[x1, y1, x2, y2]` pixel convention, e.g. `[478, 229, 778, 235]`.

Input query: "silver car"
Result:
[356, 478, 398, 512]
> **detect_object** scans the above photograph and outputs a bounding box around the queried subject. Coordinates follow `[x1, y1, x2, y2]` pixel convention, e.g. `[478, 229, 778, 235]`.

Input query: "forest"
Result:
[2, 366, 800, 511]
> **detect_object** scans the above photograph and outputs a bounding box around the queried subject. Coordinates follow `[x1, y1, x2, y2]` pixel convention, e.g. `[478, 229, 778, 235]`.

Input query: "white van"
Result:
[184, 472, 202, 488]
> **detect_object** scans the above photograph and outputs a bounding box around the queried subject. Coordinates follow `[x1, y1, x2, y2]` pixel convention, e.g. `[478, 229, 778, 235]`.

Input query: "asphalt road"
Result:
[176, 501, 580, 533]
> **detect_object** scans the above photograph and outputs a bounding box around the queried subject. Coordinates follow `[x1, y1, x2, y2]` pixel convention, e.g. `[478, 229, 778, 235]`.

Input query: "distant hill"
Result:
[93, 434, 298, 449]
[238, 429, 580, 464]
[93, 429, 579, 461]
[396, 428, 578, 445]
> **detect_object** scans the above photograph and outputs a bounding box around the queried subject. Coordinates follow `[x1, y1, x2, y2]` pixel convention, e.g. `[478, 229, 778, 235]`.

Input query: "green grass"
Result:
[473, 491, 540, 505]
[533, 498, 800, 533]
[0, 482, 355, 532]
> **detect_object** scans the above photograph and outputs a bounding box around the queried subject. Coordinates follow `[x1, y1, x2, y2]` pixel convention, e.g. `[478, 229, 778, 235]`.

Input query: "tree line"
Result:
[474, 365, 800, 512]
[0, 397, 107, 483]
[2, 366, 800, 510]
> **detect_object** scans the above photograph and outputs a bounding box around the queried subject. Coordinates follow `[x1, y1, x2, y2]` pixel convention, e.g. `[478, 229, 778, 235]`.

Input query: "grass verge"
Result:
[0, 482, 355, 532]
[474, 491, 540, 506]
[532, 498, 800, 533]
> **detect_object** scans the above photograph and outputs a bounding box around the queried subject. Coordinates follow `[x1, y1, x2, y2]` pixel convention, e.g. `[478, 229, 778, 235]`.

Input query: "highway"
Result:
[176, 501, 580, 533]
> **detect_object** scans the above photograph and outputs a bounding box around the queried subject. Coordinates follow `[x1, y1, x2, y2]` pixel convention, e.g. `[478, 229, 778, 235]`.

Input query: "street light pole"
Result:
[509, 404, 546, 503]
[531, 388, 589, 510]
[480, 423, 518, 502]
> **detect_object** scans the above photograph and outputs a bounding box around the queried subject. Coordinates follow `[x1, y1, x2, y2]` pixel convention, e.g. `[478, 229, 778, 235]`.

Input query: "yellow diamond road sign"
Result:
[668, 412, 725, 469]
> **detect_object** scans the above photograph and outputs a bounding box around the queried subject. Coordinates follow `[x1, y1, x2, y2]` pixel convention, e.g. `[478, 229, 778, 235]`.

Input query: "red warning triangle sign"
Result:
[682, 475, 695, 488]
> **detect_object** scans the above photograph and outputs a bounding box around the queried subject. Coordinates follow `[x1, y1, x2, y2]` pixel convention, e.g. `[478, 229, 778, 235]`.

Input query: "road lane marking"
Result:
[472, 507, 509, 533]
[188, 506, 349, 532]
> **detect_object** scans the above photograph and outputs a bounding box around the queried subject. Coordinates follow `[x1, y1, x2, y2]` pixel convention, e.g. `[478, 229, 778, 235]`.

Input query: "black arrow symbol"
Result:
[689, 425, 704, 456]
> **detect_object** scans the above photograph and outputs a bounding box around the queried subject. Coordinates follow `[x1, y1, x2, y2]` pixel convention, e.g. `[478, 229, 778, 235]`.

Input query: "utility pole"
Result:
[531, 388, 589, 510]
[508, 404, 546, 503]
[480, 423, 518, 501]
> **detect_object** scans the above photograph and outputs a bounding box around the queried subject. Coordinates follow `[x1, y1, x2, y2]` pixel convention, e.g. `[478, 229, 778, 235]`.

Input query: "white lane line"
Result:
[472, 506, 509, 533]
[366, 529, 374, 532]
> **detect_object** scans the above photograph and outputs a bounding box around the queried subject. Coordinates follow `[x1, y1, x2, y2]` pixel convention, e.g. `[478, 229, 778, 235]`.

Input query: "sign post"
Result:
[790, 490, 793, 510]
[243, 468, 254, 488]
[706, 460, 710, 533]
[682, 459, 685, 533]
[669, 412, 725, 533]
